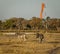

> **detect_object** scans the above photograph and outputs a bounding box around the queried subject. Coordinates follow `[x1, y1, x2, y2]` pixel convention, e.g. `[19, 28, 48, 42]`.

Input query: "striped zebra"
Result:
[36, 33, 44, 43]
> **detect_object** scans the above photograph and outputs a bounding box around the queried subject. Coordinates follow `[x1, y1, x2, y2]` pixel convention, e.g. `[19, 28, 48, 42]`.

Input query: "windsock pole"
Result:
[40, 3, 45, 19]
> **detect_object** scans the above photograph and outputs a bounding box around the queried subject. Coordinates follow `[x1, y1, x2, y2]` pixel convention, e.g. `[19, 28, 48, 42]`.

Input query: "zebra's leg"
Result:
[23, 35, 26, 41]
[39, 38, 42, 43]
[18, 35, 22, 42]
[39, 38, 41, 43]
[41, 39, 43, 43]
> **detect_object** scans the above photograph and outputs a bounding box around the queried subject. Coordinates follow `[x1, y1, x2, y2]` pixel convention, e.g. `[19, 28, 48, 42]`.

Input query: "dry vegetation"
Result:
[0, 32, 60, 54]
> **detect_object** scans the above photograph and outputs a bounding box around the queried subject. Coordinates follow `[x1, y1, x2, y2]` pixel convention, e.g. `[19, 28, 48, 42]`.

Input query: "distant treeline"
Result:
[0, 16, 60, 30]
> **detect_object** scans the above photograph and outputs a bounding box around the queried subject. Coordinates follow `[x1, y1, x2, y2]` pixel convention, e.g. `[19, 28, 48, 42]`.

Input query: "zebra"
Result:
[16, 32, 27, 41]
[36, 33, 44, 43]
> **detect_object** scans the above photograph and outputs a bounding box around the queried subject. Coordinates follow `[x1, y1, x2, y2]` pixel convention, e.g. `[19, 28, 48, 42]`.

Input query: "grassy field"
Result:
[0, 32, 60, 54]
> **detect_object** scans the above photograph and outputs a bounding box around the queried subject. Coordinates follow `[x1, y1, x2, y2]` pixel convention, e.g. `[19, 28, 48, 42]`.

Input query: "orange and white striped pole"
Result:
[40, 3, 45, 19]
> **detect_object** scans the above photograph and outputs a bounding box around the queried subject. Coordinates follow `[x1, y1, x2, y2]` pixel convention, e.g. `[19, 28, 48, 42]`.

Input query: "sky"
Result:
[0, 0, 60, 20]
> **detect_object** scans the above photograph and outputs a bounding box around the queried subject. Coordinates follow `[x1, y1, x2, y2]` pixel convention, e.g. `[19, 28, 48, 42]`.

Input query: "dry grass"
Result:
[0, 33, 60, 54]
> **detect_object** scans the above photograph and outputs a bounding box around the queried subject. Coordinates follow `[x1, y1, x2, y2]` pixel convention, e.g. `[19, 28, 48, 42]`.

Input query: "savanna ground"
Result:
[0, 32, 60, 54]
